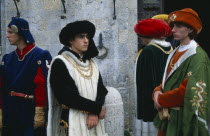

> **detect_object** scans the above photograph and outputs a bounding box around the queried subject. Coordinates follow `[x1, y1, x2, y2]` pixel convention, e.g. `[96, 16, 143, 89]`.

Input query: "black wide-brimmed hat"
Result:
[59, 20, 98, 59]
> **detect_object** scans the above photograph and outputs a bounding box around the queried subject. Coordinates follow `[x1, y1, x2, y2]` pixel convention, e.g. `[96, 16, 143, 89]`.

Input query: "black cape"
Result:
[136, 43, 172, 121]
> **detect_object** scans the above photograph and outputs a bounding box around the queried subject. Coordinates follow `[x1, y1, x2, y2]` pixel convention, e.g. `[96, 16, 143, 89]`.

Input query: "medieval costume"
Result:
[1, 18, 52, 136]
[134, 18, 172, 135]
[47, 20, 108, 136]
[153, 8, 210, 136]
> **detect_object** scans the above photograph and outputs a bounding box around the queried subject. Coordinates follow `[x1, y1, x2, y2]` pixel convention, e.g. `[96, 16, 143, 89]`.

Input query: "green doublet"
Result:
[154, 46, 210, 136]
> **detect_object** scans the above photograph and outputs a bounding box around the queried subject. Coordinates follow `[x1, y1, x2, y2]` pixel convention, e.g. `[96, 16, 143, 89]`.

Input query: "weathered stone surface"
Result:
[105, 86, 124, 136]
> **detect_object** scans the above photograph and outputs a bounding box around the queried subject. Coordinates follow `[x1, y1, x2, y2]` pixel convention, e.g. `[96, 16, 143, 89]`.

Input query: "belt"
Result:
[8, 91, 34, 99]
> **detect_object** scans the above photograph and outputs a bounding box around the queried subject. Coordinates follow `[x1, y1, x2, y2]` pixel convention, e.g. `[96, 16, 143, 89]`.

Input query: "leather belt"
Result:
[8, 91, 34, 99]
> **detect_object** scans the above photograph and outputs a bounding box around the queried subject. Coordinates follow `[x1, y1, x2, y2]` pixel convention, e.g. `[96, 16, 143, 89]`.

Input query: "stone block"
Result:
[105, 86, 124, 136]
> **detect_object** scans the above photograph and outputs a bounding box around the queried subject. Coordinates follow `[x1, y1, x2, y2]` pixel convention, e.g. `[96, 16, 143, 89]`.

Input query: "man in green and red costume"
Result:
[153, 8, 210, 136]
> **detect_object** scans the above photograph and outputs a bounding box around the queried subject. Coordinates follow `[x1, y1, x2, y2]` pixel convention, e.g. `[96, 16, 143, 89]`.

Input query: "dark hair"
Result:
[59, 20, 96, 47]
[170, 22, 197, 39]
[137, 34, 152, 39]
[68, 34, 82, 47]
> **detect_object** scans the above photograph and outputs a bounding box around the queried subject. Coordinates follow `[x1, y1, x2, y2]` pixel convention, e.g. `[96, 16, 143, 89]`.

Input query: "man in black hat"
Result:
[0, 17, 52, 136]
[47, 20, 108, 136]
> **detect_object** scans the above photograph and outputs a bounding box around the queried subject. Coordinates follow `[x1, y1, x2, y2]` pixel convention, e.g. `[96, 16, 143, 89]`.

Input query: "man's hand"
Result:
[153, 91, 163, 110]
[86, 114, 98, 129]
[99, 106, 106, 119]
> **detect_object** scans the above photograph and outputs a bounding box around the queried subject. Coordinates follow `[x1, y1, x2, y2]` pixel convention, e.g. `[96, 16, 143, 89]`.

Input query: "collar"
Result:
[69, 47, 84, 58]
[16, 43, 35, 60]
[61, 51, 90, 68]
[162, 40, 198, 89]
[59, 46, 87, 62]
[149, 39, 171, 47]
[178, 40, 197, 52]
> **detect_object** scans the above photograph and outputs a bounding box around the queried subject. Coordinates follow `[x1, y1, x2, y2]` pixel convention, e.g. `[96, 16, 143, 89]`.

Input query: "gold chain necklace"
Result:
[150, 43, 173, 54]
[62, 54, 93, 79]
[65, 56, 91, 72]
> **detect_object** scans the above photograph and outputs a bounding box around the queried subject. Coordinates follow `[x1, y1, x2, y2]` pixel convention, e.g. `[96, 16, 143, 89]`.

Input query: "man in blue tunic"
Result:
[0, 17, 52, 136]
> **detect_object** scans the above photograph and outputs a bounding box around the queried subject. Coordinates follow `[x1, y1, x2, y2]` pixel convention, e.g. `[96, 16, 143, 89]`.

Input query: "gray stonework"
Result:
[105, 86, 124, 136]
[1, 0, 138, 135]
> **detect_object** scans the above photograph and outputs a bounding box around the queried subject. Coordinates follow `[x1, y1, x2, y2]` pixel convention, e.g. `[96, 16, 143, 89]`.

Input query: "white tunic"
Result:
[47, 52, 108, 136]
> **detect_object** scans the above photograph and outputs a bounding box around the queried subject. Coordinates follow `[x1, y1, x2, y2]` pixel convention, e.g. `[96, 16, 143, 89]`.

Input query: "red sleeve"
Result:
[158, 78, 188, 108]
[34, 67, 47, 107]
[152, 84, 162, 98]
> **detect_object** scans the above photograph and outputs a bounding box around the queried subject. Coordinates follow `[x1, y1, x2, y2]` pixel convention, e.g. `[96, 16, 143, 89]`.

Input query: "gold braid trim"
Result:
[61, 104, 70, 109]
[150, 43, 173, 54]
[15, 46, 36, 61]
[169, 57, 175, 68]
[60, 120, 69, 128]
[62, 54, 93, 79]
[134, 49, 143, 64]
[59, 120, 69, 136]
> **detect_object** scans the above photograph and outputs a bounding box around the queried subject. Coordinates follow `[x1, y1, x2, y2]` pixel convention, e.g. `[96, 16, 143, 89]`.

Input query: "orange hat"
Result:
[168, 8, 202, 34]
[134, 18, 172, 38]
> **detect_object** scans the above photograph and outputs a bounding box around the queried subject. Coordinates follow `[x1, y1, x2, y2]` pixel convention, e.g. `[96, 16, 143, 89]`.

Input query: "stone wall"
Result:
[105, 87, 124, 136]
[1, 0, 138, 134]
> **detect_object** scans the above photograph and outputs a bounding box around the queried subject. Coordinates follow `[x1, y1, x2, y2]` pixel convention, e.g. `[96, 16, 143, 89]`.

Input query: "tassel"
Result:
[158, 107, 180, 120]
[60, 120, 69, 136]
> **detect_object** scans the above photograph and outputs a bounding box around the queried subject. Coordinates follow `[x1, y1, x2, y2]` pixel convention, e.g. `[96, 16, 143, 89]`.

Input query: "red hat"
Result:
[168, 8, 202, 34]
[134, 18, 172, 38]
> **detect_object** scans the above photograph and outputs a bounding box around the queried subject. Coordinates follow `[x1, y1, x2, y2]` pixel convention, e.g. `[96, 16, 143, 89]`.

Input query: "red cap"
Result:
[134, 18, 172, 38]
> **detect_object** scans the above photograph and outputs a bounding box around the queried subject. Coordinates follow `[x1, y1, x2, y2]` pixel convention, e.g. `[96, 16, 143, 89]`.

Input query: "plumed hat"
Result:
[59, 20, 98, 59]
[134, 18, 172, 38]
[151, 14, 169, 23]
[8, 17, 35, 43]
[168, 8, 202, 34]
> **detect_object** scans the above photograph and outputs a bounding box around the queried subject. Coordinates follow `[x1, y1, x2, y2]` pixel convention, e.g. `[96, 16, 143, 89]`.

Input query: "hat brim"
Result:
[62, 20, 95, 39]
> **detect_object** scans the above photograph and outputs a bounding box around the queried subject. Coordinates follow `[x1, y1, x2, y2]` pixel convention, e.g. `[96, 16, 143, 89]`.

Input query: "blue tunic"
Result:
[1, 46, 51, 135]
